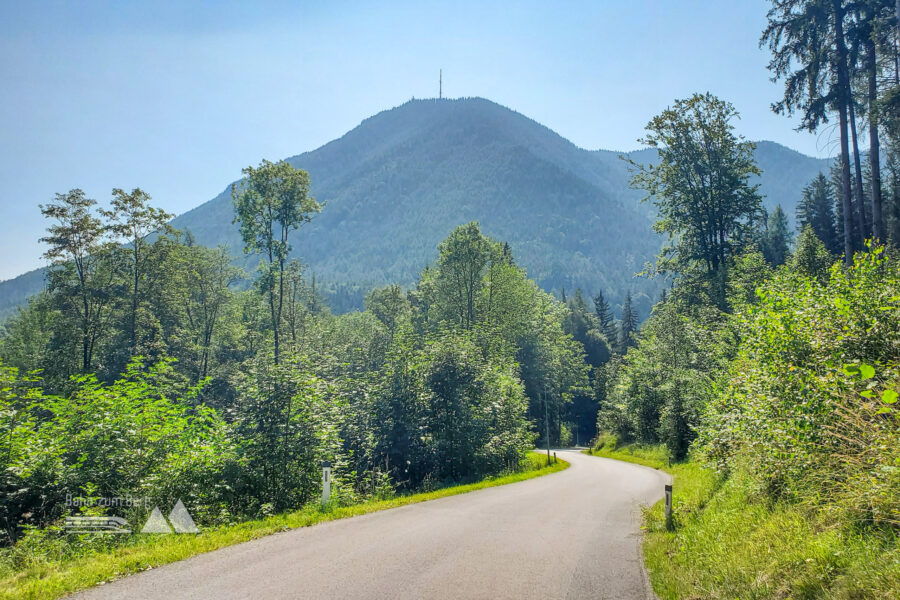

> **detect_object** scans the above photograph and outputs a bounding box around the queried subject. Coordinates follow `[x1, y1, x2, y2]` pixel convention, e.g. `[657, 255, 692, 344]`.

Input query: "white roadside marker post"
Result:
[321, 461, 332, 505]
[664, 484, 673, 531]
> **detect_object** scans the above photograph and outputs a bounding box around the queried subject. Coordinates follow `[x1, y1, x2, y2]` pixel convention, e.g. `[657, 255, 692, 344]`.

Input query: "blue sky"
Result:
[0, 0, 832, 279]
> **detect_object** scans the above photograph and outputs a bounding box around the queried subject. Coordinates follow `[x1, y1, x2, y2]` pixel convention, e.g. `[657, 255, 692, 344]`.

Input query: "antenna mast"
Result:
[439, 69, 442, 99]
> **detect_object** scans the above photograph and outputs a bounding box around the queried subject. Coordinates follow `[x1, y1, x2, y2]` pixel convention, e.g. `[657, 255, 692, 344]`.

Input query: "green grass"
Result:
[0, 452, 568, 600]
[643, 472, 900, 599]
[583, 437, 672, 470]
[587, 440, 900, 599]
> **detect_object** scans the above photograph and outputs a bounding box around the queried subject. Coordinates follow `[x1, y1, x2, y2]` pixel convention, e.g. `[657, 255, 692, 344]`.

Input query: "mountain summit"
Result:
[174, 98, 657, 305]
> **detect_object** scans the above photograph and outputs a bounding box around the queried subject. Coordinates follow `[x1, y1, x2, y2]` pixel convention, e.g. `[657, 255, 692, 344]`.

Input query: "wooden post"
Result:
[553, 452, 557, 464]
[664, 484, 673, 531]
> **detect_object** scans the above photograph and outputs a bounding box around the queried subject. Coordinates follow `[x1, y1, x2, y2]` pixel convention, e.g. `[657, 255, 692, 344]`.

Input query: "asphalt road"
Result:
[70, 449, 668, 600]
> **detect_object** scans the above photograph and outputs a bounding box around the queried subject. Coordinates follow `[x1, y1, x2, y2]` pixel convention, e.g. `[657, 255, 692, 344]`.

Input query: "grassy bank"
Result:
[0, 452, 567, 600]
[587, 441, 900, 599]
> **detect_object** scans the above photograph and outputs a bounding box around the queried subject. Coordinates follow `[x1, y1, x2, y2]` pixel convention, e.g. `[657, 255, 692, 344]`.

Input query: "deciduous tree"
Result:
[232, 160, 321, 364]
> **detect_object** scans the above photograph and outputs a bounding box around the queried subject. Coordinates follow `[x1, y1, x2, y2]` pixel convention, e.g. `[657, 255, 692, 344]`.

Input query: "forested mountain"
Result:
[0, 269, 45, 324]
[0, 97, 830, 321]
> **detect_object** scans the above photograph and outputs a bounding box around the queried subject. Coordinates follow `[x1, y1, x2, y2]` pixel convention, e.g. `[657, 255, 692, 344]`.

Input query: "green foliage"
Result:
[365, 284, 410, 337]
[564, 289, 610, 368]
[165, 241, 242, 382]
[38, 189, 123, 376]
[0, 208, 578, 558]
[230, 358, 331, 514]
[617, 291, 639, 353]
[790, 225, 836, 283]
[797, 173, 840, 254]
[725, 250, 772, 311]
[421, 332, 533, 482]
[592, 290, 617, 344]
[627, 93, 763, 292]
[760, 204, 793, 266]
[101, 188, 174, 356]
[231, 160, 321, 263]
[232, 159, 322, 364]
[701, 246, 900, 521]
[433, 222, 493, 329]
[601, 302, 721, 460]
[0, 358, 234, 543]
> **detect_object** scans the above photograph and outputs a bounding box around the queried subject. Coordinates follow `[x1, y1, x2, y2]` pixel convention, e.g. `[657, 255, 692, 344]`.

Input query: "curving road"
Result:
[70, 450, 668, 600]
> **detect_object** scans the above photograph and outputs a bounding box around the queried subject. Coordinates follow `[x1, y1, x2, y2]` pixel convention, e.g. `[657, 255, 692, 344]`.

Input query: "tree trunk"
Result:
[131, 252, 138, 353]
[835, 1, 854, 263]
[849, 101, 869, 244]
[543, 390, 551, 462]
[78, 261, 91, 372]
[82, 315, 90, 372]
[272, 293, 280, 365]
[276, 257, 285, 365]
[867, 35, 884, 242]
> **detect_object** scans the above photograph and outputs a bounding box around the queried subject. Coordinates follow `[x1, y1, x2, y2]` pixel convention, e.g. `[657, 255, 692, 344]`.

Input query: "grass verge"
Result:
[0, 452, 567, 600]
[586, 440, 900, 599]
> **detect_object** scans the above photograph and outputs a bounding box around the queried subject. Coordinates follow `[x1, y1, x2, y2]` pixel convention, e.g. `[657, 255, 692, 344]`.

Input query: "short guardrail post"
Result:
[553, 452, 557, 464]
[321, 461, 332, 505]
[664, 484, 673, 531]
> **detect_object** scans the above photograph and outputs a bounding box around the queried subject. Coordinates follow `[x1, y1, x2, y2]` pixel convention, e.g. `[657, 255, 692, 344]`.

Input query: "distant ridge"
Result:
[0, 98, 831, 321]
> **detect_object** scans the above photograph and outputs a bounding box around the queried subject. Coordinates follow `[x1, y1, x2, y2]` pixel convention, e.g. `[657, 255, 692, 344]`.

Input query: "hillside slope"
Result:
[0, 98, 831, 320]
[172, 98, 657, 305]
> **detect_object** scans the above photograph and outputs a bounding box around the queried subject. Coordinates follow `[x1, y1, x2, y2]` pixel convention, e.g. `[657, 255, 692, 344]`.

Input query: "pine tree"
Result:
[797, 173, 839, 254]
[762, 0, 856, 262]
[761, 204, 793, 266]
[790, 225, 834, 283]
[593, 290, 617, 344]
[618, 292, 639, 353]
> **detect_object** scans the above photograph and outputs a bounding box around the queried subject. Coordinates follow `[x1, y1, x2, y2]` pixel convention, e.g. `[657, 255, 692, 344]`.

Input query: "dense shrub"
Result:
[0, 359, 235, 542]
[599, 302, 722, 459]
[700, 248, 900, 522]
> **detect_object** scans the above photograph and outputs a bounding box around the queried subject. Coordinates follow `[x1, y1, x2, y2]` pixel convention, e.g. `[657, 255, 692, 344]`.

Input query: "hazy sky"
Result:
[1, 0, 833, 279]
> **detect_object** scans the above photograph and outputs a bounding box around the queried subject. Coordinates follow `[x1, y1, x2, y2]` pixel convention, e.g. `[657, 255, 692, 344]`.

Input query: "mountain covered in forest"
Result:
[0, 97, 831, 319]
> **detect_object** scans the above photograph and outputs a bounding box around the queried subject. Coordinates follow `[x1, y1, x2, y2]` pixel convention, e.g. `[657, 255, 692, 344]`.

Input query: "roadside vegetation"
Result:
[588, 2, 900, 595]
[591, 436, 900, 599]
[0, 452, 566, 600]
[0, 154, 592, 597]
[0, 172, 591, 540]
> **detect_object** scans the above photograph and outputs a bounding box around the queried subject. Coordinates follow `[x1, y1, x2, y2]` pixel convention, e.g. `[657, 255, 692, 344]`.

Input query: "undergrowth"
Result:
[590, 438, 900, 599]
